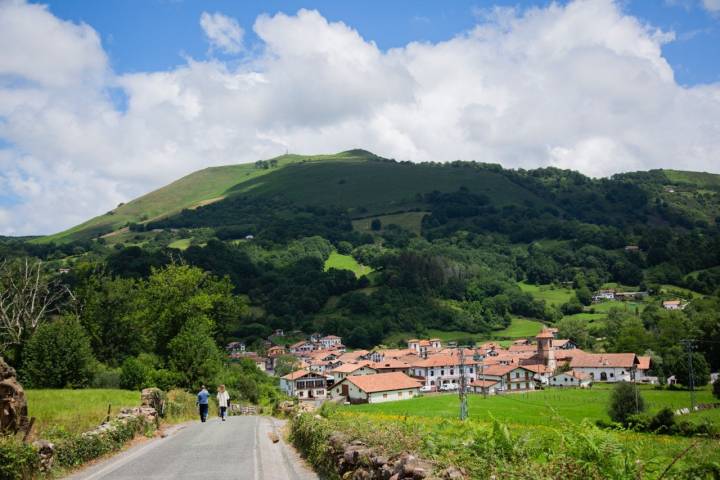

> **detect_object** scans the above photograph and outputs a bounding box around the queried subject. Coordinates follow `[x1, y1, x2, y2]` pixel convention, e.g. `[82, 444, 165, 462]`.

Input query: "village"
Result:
[227, 326, 655, 405]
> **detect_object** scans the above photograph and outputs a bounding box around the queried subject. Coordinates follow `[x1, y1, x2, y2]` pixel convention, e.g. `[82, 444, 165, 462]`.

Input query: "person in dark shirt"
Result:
[197, 385, 210, 422]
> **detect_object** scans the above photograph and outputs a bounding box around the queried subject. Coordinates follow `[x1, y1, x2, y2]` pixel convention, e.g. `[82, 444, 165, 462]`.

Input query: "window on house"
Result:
[450, 369, 454, 375]
[469, 368, 474, 374]
[441, 370, 445, 375]
[610, 373, 615, 378]
[383, 394, 387, 399]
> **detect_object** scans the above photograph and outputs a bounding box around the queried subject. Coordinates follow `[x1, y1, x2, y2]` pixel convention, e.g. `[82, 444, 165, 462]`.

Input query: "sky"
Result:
[0, 0, 719, 235]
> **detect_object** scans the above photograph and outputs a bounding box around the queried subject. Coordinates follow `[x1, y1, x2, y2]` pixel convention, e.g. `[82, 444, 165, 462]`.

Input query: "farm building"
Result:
[476, 364, 537, 392]
[331, 372, 421, 404]
[469, 379, 500, 395]
[410, 354, 480, 390]
[279, 370, 328, 400]
[569, 353, 638, 382]
[662, 300, 684, 310]
[548, 370, 591, 388]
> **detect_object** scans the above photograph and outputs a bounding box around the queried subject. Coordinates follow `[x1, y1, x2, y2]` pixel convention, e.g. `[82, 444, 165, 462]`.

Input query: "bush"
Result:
[0, 438, 37, 480]
[54, 415, 147, 467]
[91, 364, 122, 389]
[608, 382, 645, 425]
[22, 316, 96, 388]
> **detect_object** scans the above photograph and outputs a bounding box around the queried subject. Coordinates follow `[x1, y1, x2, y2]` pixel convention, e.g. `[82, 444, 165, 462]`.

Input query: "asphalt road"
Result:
[67, 416, 319, 480]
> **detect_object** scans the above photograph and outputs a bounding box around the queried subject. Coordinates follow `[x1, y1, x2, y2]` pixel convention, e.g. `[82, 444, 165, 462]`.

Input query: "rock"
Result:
[33, 440, 54, 472]
[140, 387, 164, 413]
[440, 467, 466, 479]
[0, 356, 28, 435]
[352, 468, 371, 480]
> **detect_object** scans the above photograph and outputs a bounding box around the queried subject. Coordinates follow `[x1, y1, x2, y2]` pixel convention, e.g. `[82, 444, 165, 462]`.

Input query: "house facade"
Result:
[476, 365, 536, 392]
[548, 370, 591, 388]
[330, 372, 421, 404]
[409, 355, 479, 390]
[279, 370, 328, 399]
[569, 353, 638, 382]
[330, 363, 378, 382]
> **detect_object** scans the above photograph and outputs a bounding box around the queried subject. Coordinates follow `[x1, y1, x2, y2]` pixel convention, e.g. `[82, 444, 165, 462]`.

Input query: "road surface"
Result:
[67, 416, 319, 480]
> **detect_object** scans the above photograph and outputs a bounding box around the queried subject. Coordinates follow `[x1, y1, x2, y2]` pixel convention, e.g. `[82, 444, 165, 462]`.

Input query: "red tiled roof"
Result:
[536, 329, 554, 339]
[281, 369, 312, 380]
[411, 355, 479, 368]
[479, 364, 529, 377]
[331, 362, 372, 374]
[470, 379, 500, 388]
[370, 359, 410, 370]
[637, 356, 651, 370]
[346, 372, 421, 393]
[570, 353, 638, 369]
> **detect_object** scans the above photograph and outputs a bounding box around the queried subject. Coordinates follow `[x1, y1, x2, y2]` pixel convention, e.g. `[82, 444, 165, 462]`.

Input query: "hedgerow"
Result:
[53, 415, 148, 467]
[0, 438, 37, 480]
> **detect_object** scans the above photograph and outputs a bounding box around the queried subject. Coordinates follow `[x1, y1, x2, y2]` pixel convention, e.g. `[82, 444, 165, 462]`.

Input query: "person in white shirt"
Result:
[217, 384, 230, 421]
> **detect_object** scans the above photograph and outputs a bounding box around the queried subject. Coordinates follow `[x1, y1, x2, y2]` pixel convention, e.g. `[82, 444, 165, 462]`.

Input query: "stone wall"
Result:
[0, 356, 29, 435]
[323, 431, 465, 480]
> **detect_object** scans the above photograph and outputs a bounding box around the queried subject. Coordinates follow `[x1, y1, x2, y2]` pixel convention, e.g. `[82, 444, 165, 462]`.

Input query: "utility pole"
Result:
[459, 347, 468, 421]
[681, 339, 696, 411]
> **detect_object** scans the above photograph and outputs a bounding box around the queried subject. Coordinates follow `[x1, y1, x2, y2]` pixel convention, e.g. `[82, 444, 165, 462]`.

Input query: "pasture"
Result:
[347, 385, 716, 427]
[518, 282, 574, 306]
[26, 389, 140, 438]
[168, 238, 192, 250]
[324, 252, 373, 277]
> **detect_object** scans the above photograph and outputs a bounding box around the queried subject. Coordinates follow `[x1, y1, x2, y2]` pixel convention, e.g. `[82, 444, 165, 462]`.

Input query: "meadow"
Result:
[346, 385, 715, 427]
[26, 389, 140, 438]
[518, 282, 575, 306]
[324, 252, 373, 277]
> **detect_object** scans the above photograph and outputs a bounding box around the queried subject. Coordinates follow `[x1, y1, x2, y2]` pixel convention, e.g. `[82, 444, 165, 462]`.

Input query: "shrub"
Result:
[54, 415, 147, 467]
[608, 382, 645, 425]
[91, 364, 122, 389]
[0, 438, 37, 480]
[22, 316, 96, 388]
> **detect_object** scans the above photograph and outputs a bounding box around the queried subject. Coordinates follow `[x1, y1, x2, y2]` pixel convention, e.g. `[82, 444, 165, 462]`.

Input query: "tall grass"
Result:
[26, 389, 139, 439]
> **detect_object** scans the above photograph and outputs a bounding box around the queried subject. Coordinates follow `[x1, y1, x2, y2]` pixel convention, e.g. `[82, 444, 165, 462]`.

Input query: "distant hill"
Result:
[39, 150, 720, 243]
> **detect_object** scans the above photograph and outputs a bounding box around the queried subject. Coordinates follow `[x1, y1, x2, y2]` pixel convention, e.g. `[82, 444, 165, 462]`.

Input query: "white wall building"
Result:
[279, 370, 328, 399]
[569, 353, 638, 382]
[330, 372, 421, 404]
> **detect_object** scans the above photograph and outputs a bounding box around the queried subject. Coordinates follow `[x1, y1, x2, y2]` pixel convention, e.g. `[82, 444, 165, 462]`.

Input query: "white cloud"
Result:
[200, 12, 244, 54]
[702, 0, 720, 12]
[0, 0, 719, 235]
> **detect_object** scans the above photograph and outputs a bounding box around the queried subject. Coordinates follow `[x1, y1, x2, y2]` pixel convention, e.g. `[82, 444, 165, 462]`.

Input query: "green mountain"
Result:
[44, 149, 720, 245]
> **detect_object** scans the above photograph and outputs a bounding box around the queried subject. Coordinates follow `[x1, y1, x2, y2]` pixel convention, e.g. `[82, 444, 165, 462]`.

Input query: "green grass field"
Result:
[26, 389, 140, 438]
[352, 211, 428, 235]
[591, 300, 645, 313]
[495, 316, 543, 338]
[324, 252, 373, 277]
[347, 385, 715, 427]
[518, 282, 575, 306]
[168, 238, 192, 250]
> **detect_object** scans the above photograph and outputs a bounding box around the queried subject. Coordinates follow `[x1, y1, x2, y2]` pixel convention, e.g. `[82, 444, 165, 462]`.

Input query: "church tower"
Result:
[536, 329, 556, 372]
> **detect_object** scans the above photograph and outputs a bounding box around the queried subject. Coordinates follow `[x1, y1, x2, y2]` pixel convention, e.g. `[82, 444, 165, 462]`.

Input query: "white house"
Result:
[289, 341, 316, 354]
[320, 335, 343, 349]
[409, 355, 479, 391]
[279, 370, 328, 400]
[569, 353, 638, 382]
[476, 364, 536, 392]
[548, 370, 591, 388]
[330, 372, 421, 404]
[662, 300, 684, 310]
[469, 379, 500, 395]
[407, 338, 442, 356]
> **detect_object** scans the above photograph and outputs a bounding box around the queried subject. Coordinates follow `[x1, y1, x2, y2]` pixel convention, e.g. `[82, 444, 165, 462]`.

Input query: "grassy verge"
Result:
[26, 389, 139, 439]
[292, 408, 720, 480]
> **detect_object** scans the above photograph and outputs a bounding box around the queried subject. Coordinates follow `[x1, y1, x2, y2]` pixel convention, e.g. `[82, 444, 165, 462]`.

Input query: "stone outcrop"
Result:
[0, 356, 29, 435]
[325, 432, 466, 480]
[33, 440, 55, 472]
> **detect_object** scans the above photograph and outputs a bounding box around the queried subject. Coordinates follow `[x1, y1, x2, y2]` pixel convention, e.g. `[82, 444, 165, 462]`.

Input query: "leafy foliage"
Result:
[608, 382, 645, 425]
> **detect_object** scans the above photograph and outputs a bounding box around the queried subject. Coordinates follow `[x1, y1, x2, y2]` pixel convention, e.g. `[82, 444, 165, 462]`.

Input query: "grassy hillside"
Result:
[39, 154, 313, 243]
[231, 158, 545, 216]
[43, 149, 551, 243]
[662, 169, 720, 188]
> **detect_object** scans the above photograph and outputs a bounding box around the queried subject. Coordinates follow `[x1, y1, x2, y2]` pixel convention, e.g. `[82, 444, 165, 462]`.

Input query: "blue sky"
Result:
[2, 0, 720, 235]
[34, 0, 720, 86]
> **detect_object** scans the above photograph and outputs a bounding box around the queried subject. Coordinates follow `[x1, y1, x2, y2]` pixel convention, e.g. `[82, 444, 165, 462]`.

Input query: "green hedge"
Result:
[54, 415, 148, 467]
[0, 438, 37, 480]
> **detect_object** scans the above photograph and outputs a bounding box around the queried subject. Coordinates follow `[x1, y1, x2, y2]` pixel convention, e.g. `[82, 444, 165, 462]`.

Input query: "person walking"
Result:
[217, 384, 230, 421]
[197, 385, 210, 423]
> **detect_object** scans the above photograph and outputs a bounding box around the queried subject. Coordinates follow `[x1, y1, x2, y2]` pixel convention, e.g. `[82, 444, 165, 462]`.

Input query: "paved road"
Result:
[67, 416, 319, 480]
